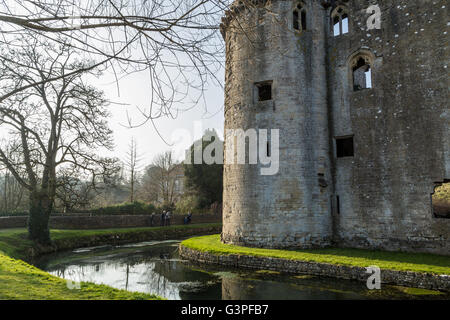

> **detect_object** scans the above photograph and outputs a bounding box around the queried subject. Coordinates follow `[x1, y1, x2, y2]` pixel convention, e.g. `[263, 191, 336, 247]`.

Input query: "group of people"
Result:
[148, 211, 171, 227]
[149, 210, 192, 227]
[160, 210, 172, 226]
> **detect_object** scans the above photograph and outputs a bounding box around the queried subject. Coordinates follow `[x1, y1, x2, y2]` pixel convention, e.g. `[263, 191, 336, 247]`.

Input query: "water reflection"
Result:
[34, 240, 449, 300]
[35, 241, 217, 300]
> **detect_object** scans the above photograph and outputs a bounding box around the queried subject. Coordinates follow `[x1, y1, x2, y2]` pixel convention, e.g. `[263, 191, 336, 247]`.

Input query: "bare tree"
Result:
[0, 40, 118, 244]
[90, 165, 129, 208]
[124, 137, 142, 203]
[54, 166, 103, 213]
[0, 145, 28, 213]
[141, 151, 180, 205]
[0, 0, 241, 124]
[0, 0, 323, 123]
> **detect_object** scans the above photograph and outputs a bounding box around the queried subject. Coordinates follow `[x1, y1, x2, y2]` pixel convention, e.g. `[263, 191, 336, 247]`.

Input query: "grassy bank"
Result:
[0, 223, 221, 300]
[181, 234, 450, 275]
[0, 252, 161, 300]
[0, 223, 221, 259]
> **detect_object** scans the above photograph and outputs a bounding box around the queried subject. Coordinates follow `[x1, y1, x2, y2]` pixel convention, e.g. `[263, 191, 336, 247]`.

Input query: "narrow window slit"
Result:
[336, 196, 341, 215]
[301, 10, 307, 30]
[293, 10, 299, 30]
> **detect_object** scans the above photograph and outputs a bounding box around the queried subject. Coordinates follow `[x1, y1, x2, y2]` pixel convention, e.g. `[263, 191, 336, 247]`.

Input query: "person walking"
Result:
[161, 211, 166, 226]
[150, 212, 155, 227]
[166, 211, 171, 226]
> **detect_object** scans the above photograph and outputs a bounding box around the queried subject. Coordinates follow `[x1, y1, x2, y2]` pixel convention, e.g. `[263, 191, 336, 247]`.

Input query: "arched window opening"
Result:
[301, 10, 307, 30]
[293, 3, 307, 31]
[342, 14, 349, 33]
[352, 57, 372, 91]
[293, 10, 299, 30]
[332, 6, 349, 36]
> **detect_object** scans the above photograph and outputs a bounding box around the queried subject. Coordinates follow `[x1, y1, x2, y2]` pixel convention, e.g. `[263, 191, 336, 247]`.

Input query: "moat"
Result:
[34, 239, 449, 300]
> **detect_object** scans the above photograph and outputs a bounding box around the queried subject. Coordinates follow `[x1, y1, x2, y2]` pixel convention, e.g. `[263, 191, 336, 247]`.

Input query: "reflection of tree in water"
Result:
[128, 247, 211, 299]
[139, 261, 181, 299]
[137, 247, 184, 299]
[46, 243, 213, 299]
[53, 262, 106, 284]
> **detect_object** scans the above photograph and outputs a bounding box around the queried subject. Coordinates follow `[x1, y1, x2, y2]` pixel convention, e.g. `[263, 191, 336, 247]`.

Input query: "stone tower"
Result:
[221, 0, 334, 248]
[221, 0, 449, 254]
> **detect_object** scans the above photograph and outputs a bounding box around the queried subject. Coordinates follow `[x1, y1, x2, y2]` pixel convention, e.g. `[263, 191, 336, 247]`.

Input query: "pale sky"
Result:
[0, 50, 225, 173]
[0, 1, 227, 171]
[89, 66, 225, 169]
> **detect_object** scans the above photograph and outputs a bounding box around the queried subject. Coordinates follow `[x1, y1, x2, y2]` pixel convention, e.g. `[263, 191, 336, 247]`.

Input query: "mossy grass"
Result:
[0, 252, 162, 300]
[0, 223, 220, 300]
[181, 234, 450, 275]
[0, 223, 221, 259]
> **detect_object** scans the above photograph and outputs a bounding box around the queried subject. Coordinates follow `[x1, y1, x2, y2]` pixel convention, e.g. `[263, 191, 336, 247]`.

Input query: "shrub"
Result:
[175, 195, 200, 214]
[92, 201, 156, 215]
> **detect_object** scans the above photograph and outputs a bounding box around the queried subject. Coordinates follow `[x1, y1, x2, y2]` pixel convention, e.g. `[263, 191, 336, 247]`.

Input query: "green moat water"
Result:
[34, 239, 449, 300]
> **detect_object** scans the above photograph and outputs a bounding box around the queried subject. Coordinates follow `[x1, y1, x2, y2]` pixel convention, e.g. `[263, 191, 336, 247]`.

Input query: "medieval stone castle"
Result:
[220, 0, 449, 255]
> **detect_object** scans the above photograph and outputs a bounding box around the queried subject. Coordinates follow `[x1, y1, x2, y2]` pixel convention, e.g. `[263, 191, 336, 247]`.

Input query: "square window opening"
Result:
[256, 82, 272, 101]
[336, 137, 354, 158]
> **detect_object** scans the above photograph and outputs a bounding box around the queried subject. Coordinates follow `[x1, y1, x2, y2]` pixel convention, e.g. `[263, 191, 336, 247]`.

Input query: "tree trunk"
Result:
[27, 192, 52, 245]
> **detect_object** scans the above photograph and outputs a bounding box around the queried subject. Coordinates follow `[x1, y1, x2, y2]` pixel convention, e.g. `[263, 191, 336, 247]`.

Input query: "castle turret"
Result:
[221, 0, 334, 248]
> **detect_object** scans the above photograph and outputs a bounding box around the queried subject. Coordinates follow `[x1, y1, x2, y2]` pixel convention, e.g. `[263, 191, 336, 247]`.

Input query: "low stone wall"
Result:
[179, 245, 450, 292]
[0, 216, 28, 228]
[0, 214, 221, 229]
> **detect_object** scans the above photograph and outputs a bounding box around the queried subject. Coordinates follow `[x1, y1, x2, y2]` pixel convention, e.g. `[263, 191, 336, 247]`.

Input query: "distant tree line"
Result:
[0, 130, 224, 218]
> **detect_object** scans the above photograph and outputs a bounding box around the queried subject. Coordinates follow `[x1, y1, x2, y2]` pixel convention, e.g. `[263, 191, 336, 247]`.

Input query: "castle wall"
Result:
[221, 0, 449, 254]
[328, 0, 449, 254]
[222, 0, 333, 248]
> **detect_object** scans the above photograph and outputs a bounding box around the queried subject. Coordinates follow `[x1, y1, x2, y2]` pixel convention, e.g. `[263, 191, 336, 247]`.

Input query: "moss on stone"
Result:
[181, 234, 450, 275]
[392, 286, 444, 296]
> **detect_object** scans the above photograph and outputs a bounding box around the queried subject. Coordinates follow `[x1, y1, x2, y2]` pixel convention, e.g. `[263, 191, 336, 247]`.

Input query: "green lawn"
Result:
[0, 252, 161, 300]
[181, 234, 450, 275]
[0, 223, 221, 300]
[0, 223, 221, 259]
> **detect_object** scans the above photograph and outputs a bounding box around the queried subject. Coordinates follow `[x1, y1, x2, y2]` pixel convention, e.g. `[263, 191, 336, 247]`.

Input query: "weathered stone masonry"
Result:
[221, 0, 449, 254]
[179, 244, 450, 292]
